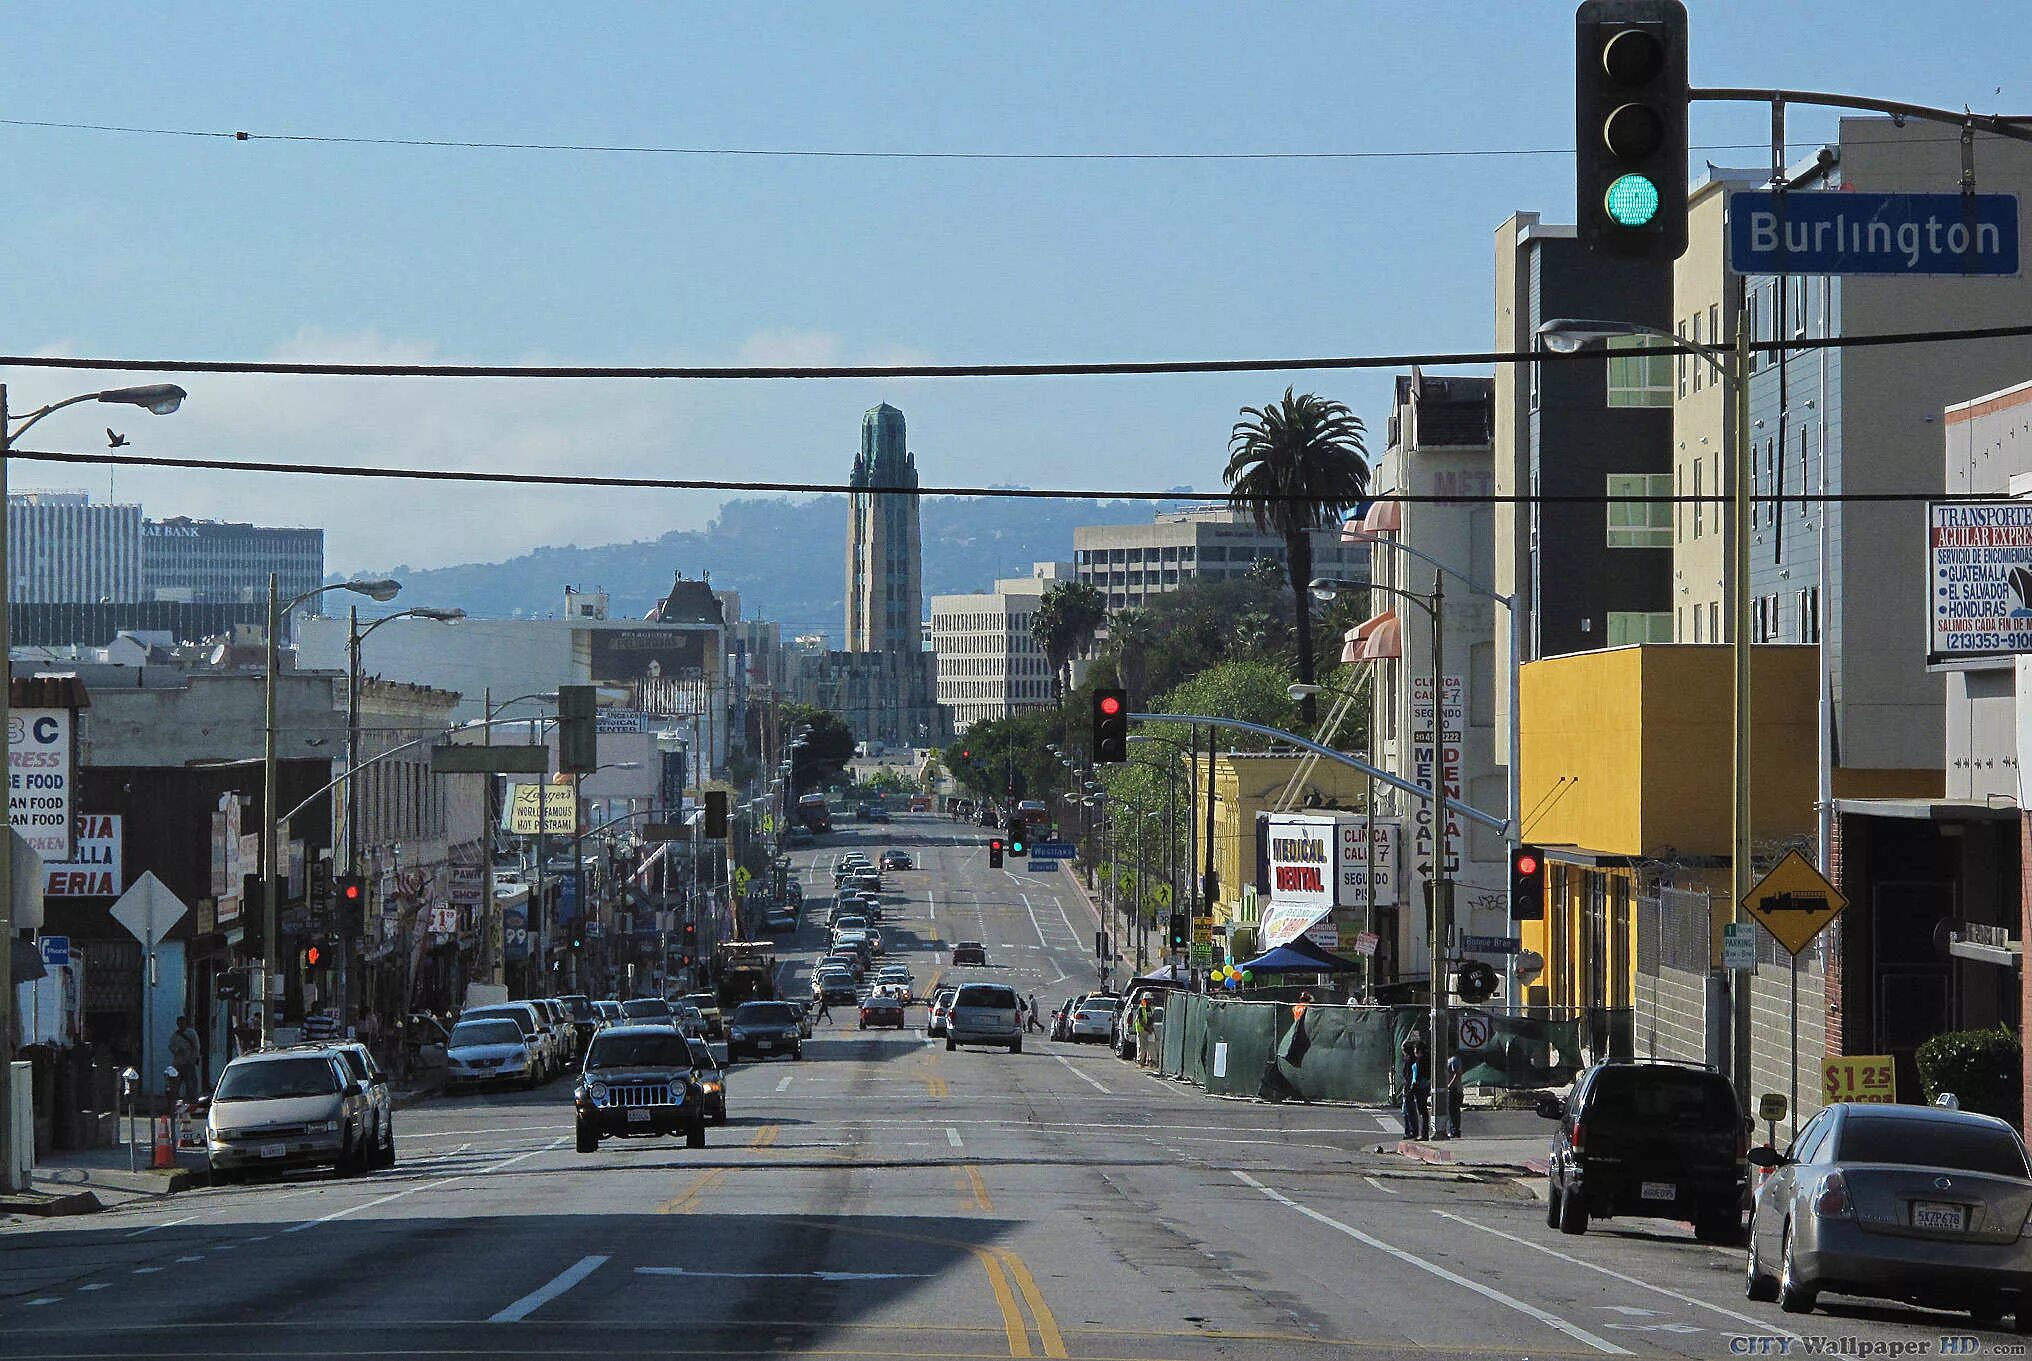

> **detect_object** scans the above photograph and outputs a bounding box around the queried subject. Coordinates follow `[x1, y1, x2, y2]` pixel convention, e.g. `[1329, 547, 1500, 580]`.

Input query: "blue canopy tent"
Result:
[1241, 935, 1361, 974]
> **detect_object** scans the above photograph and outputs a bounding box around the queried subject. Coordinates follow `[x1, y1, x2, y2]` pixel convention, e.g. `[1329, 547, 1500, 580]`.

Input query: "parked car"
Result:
[1539, 1059, 1748, 1243]
[310, 1041, 396, 1169]
[1111, 981, 1182, 1059]
[594, 1000, 625, 1025]
[459, 1002, 556, 1082]
[1069, 997, 1120, 1043]
[205, 1049, 373, 1182]
[445, 1016, 538, 1091]
[881, 850, 913, 870]
[1747, 1102, 2032, 1323]
[947, 982, 1024, 1053]
[682, 993, 726, 1041]
[927, 985, 958, 1037]
[952, 941, 988, 967]
[726, 1000, 806, 1061]
[686, 1036, 728, 1125]
[573, 1025, 706, 1152]
[557, 994, 600, 1055]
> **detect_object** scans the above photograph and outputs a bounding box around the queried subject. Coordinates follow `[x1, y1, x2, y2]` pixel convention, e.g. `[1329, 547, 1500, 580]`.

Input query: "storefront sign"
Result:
[1336, 818, 1399, 909]
[211, 794, 245, 899]
[1823, 1054, 1898, 1105]
[1259, 902, 1334, 950]
[506, 782, 575, 836]
[9, 707, 75, 860]
[1927, 500, 2032, 660]
[596, 709, 650, 734]
[43, 814, 121, 898]
[1264, 814, 1335, 909]
[1410, 675, 1464, 877]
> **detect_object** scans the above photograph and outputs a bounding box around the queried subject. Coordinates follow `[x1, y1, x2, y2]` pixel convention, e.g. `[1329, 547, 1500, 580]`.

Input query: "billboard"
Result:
[587, 628, 709, 682]
[1264, 814, 1334, 909]
[10, 707, 75, 860]
[1928, 501, 2032, 661]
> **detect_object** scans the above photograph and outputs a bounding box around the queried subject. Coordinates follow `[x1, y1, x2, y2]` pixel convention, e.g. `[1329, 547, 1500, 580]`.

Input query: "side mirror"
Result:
[1533, 1094, 1563, 1120]
[344, 1080, 365, 1098]
[1746, 1145, 1784, 1170]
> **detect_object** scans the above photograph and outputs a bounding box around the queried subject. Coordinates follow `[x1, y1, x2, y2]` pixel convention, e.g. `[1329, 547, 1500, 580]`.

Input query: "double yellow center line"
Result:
[656, 1124, 778, 1215]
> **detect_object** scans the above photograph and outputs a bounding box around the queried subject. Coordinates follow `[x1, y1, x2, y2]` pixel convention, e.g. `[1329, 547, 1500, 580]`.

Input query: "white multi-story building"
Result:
[931, 563, 1070, 733]
[7, 493, 144, 604]
[1073, 506, 1369, 612]
[142, 516, 324, 609]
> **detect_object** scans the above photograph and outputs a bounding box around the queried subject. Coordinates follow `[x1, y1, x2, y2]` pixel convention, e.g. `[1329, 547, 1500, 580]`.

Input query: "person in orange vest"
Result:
[1291, 990, 1314, 1024]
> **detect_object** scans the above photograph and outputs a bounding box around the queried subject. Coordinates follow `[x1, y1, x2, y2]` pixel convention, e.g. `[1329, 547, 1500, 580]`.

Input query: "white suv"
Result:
[946, 983, 1024, 1054]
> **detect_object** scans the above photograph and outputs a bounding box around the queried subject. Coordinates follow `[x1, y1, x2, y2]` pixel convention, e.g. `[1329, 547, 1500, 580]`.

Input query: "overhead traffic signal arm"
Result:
[1575, 0, 1688, 259]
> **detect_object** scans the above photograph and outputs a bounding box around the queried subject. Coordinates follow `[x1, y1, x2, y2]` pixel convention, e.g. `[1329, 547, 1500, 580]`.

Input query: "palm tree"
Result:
[1224, 388, 1370, 728]
[1107, 607, 1156, 700]
[1030, 580, 1108, 704]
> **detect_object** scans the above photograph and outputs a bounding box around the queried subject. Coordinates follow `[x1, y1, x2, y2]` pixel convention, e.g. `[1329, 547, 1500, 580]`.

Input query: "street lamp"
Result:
[0, 382, 187, 1191]
[1538, 312, 1753, 1099]
[336, 605, 463, 1019]
[261, 574, 403, 1047]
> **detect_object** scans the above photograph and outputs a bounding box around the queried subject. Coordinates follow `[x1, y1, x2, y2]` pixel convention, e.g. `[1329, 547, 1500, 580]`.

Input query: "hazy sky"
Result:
[4, 2, 2027, 571]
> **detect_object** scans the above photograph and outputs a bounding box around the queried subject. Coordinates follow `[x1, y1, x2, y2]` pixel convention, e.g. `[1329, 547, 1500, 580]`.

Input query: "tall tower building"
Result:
[844, 403, 922, 653]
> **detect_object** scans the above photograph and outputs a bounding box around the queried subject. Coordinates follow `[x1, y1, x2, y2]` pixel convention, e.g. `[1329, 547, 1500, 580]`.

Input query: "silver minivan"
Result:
[946, 982, 1024, 1054]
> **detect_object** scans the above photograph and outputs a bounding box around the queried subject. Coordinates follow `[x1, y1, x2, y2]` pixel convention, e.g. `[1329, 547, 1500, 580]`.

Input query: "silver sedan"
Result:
[1747, 1102, 2032, 1327]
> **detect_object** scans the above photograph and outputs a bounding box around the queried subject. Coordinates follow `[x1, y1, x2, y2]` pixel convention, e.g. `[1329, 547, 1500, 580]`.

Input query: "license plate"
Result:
[1913, 1201, 1967, 1231]
[626, 1108, 651, 1124]
[756, 1041, 773, 1050]
[1640, 1181, 1676, 1202]
[259, 1143, 286, 1159]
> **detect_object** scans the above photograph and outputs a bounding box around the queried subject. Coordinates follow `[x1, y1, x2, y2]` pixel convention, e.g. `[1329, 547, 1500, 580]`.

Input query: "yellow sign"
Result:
[1822, 1054, 1897, 1105]
[507, 783, 574, 836]
[1757, 1092, 1789, 1124]
[1741, 850, 1848, 956]
[1192, 924, 1214, 944]
[732, 867, 752, 893]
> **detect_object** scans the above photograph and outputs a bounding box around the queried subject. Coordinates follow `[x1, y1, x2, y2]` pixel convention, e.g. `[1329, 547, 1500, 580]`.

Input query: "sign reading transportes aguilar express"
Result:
[1927, 501, 2032, 661]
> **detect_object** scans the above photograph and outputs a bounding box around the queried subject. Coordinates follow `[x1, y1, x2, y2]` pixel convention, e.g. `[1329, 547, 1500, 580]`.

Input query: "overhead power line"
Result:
[4, 320, 2031, 382]
[0, 114, 1809, 163]
[5, 446, 1995, 506]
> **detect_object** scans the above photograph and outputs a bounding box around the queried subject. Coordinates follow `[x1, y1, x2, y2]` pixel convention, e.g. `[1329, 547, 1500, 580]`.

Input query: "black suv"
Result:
[573, 1024, 707, 1153]
[1539, 1059, 1748, 1244]
[726, 1000, 805, 1062]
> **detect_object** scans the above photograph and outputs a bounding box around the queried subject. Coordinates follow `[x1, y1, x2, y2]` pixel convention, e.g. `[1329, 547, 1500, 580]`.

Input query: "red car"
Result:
[858, 991, 907, 1029]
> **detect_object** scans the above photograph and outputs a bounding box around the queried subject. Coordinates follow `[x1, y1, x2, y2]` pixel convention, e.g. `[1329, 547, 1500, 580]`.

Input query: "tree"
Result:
[1106, 607, 1156, 699]
[1030, 580, 1107, 705]
[1225, 388, 1369, 727]
[780, 703, 855, 793]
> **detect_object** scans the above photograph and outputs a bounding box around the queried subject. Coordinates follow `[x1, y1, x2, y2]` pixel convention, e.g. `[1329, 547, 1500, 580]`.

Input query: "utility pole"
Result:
[1425, 573, 1450, 1141]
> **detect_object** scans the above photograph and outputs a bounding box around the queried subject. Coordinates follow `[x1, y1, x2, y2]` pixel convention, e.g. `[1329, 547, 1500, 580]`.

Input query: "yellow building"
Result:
[1519, 644, 1817, 1043]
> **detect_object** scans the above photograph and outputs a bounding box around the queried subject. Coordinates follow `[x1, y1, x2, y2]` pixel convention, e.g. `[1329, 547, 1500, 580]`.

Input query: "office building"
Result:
[142, 516, 324, 610]
[930, 563, 1070, 732]
[1073, 506, 1368, 613]
[7, 493, 144, 605]
[845, 403, 923, 654]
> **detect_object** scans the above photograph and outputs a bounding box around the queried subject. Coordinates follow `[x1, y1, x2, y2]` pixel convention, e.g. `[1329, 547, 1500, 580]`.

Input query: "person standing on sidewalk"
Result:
[1400, 1035, 1428, 1140]
[168, 1015, 203, 1106]
[1442, 1053, 1464, 1139]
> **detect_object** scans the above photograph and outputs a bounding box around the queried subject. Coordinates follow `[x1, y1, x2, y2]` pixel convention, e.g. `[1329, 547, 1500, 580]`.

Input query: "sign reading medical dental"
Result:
[1264, 814, 1334, 908]
[43, 814, 121, 898]
[1927, 501, 2032, 660]
[1729, 190, 2019, 277]
[9, 707, 75, 861]
[1410, 675, 1463, 877]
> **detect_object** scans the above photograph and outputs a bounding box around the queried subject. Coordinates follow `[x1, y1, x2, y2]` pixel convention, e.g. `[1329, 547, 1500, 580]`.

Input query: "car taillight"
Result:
[1812, 1171, 1851, 1219]
[1570, 1120, 1585, 1152]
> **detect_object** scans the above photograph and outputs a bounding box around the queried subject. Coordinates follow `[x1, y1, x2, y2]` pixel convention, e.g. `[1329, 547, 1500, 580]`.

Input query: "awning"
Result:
[1343, 500, 1401, 540]
[1342, 609, 1397, 664]
[1242, 935, 1362, 974]
[1360, 612, 1402, 660]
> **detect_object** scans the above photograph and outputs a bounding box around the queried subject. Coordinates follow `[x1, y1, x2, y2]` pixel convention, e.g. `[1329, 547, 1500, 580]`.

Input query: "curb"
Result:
[0, 1189, 105, 1217]
[1395, 1140, 1550, 1177]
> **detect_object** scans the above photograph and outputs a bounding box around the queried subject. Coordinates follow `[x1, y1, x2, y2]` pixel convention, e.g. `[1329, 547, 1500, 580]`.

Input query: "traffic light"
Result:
[988, 838, 1004, 869]
[1575, 0, 1688, 260]
[1167, 914, 1188, 951]
[557, 684, 598, 773]
[1092, 688, 1129, 763]
[1510, 844, 1547, 922]
[301, 942, 325, 969]
[1007, 818, 1027, 857]
[335, 874, 365, 929]
[682, 921, 698, 949]
[704, 790, 729, 838]
[1456, 961, 1500, 1005]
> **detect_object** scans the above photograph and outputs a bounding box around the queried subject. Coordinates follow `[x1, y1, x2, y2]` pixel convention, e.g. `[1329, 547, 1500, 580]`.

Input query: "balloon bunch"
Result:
[1210, 965, 1254, 990]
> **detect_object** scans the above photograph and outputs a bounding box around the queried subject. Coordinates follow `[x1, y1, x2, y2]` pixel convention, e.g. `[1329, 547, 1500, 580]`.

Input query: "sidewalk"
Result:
[1395, 1133, 1551, 1177]
[26, 1141, 210, 1207]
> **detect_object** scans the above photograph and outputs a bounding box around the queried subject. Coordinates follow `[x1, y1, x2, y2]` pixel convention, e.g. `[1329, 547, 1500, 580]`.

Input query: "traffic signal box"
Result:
[988, 839, 1005, 869]
[1007, 818, 1028, 857]
[1510, 845, 1547, 922]
[1575, 0, 1688, 260]
[335, 875, 366, 933]
[558, 684, 598, 773]
[1092, 688, 1129, 763]
[1167, 914, 1188, 951]
[704, 790, 729, 839]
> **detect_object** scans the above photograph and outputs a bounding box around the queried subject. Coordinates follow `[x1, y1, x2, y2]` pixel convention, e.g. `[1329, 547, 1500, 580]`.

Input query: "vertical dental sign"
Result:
[10, 708, 75, 861]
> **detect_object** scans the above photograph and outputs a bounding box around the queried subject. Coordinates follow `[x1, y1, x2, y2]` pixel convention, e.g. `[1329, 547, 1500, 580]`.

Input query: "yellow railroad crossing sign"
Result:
[1741, 850, 1848, 956]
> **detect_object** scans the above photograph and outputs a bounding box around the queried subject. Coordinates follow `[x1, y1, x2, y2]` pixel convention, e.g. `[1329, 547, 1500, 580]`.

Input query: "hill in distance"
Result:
[356, 492, 1196, 643]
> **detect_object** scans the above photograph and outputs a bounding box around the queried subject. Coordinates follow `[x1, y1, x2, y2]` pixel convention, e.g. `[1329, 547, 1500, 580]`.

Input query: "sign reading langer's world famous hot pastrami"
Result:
[1929, 501, 2032, 660]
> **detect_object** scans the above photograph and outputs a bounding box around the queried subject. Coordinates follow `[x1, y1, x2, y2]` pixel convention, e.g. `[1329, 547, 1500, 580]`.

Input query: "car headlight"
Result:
[316, 1120, 340, 1134]
[209, 1126, 239, 1142]
[702, 1081, 721, 1093]
[728, 1028, 747, 1041]
[586, 1081, 608, 1102]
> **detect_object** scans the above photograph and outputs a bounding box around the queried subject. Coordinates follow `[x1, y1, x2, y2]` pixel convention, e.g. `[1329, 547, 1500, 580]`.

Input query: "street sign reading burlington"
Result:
[1728, 190, 2019, 277]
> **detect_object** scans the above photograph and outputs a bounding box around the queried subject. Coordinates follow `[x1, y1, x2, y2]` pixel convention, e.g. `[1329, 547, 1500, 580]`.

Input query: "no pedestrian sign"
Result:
[1928, 501, 2032, 661]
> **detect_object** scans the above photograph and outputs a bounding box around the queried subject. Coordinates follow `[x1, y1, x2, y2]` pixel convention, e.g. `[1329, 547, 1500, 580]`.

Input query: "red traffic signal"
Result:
[988, 838, 1005, 868]
[336, 875, 364, 904]
[1092, 687, 1129, 763]
[1097, 694, 1121, 717]
[1510, 845, 1547, 922]
[1514, 852, 1539, 878]
[303, 944, 323, 967]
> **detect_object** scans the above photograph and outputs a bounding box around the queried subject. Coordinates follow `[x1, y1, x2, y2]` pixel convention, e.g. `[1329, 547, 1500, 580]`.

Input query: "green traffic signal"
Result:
[1604, 173, 1660, 227]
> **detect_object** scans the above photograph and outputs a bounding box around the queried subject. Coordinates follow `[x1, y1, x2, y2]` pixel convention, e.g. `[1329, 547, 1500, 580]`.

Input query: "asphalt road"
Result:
[0, 814, 2008, 1359]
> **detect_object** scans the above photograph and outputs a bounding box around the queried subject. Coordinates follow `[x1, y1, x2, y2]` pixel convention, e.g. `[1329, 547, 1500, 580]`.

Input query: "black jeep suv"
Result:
[574, 1024, 707, 1153]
